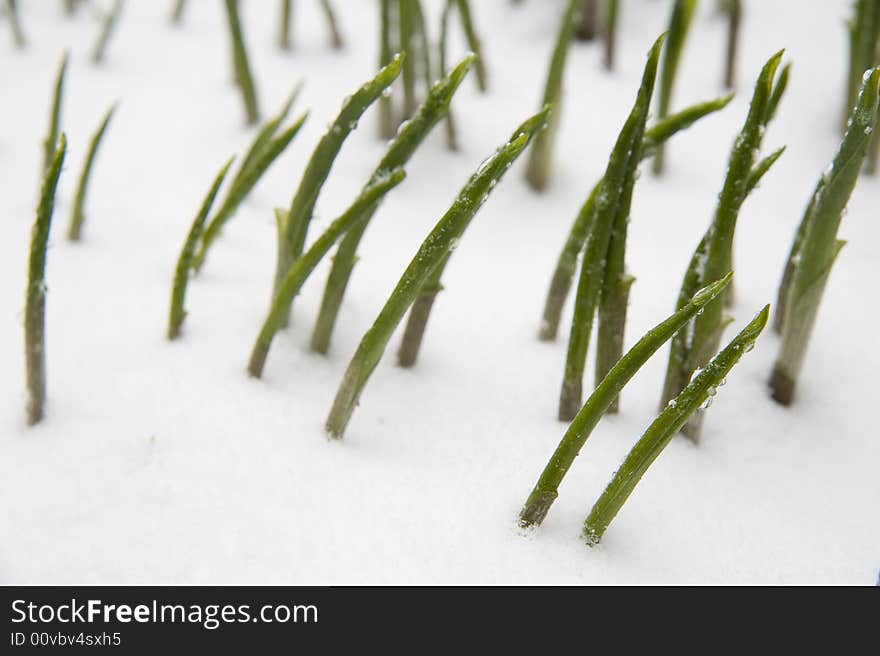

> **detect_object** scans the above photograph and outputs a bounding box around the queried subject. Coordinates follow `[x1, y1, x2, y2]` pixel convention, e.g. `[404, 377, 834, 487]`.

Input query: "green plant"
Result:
[604, 0, 619, 70]
[770, 68, 880, 405]
[325, 108, 550, 440]
[653, 0, 698, 175]
[310, 55, 475, 356]
[247, 169, 407, 378]
[558, 34, 664, 422]
[583, 306, 769, 546]
[5, 0, 25, 48]
[43, 52, 68, 174]
[25, 135, 67, 426]
[539, 94, 734, 343]
[525, 0, 580, 191]
[722, 0, 742, 89]
[519, 274, 732, 528]
[68, 104, 117, 241]
[318, 0, 343, 49]
[845, 1, 880, 171]
[92, 0, 124, 65]
[660, 50, 787, 441]
[167, 159, 235, 340]
[223, 0, 260, 125]
[272, 55, 403, 324]
[279, 0, 292, 49]
[170, 0, 186, 24]
[194, 91, 308, 272]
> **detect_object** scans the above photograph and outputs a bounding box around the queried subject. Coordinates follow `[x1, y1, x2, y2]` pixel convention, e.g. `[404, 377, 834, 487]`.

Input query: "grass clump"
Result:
[194, 89, 308, 272]
[310, 55, 475, 356]
[167, 159, 235, 340]
[272, 55, 403, 323]
[583, 306, 769, 546]
[770, 68, 880, 405]
[223, 0, 260, 125]
[660, 50, 788, 441]
[652, 0, 698, 175]
[68, 103, 117, 241]
[558, 34, 664, 422]
[519, 274, 732, 529]
[325, 108, 550, 440]
[539, 93, 734, 343]
[25, 135, 67, 426]
[524, 0, 580, 191]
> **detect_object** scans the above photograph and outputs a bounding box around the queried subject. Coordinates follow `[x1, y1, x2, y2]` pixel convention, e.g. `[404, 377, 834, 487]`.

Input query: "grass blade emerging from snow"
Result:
[43, 52, 68, 174]
[223, 0, 260, 125]
[167, 158, 235, 340]
[68, 103, 116, 241]
[273, 55, 403, 318]
[318, 0, 343, 49]
[310, 55, 475, 356]
[519, 274, 732, 528]
[247, 169, 407, 378]
[453, 0, 487, 91]
[583, 306, 769, 547]
[770, 68, 880, 405]
[279, 0, 292, 49]
[325, 109, 550, 439]
[524, 0, 580, 191]
[91, 0, 124, 65]
[722, 0, 742, 89]
[540, 94, 734, 343]
[652, 0, 697, 175]
[558, 34, 664, 422]
[25, 135, 67, 426]
[604, 0, 619, 71]
[660, 50, 786, 441]
[194, 102, 308, 271]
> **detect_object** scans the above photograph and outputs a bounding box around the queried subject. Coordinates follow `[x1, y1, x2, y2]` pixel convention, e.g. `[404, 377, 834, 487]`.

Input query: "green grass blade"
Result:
[745, 146, 786, 196]
[439, 0, 458, 150]
[223, 0, 260, 125]
[325, 109, 550, 439]
[604, 0, 619, 70]
[309, 55, 474, 355]
[722, 0, 742, 89]
[559, 34, 664, 422]
[25, 134, 67, 426]
[770, 68, 880, 405]
[660, 50, 785, 440]
[170, 0, 186, 24]
[167, 158, 235, 340]
[273, 54, 403, 316]
[68, 103, 117, 241]
[378, 0, 397, 138]
[652, 0, 698, 175]
[319, 0, 343, 49]
[540, 94, 733, 343]
[765, 62, 791, 124]
[454, 0, 487, 91]
[583, 306, 769, 547]
[91, 0, 124, 65]
[520, 274, 732, 529]
[194, 110, 308, 272]
[524, 0, 580, 191]
[6, 0, 26, 48]
[43, 51, 68, 174]
[279, 0, 292, 49]
[247, 169, 407, 378]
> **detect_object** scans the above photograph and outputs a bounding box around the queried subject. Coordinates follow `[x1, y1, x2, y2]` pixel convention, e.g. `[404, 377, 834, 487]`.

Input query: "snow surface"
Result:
[1, 0, 877, 584]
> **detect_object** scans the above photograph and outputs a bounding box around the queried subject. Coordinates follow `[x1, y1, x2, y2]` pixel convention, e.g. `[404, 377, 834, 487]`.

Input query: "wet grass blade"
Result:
[273, 55, 403, 320]
[583, 306, 769, 547]
[770, 68, 880, 405]
[43, 52, 68, 174]
[247, 170, 407, 378]
[91, 0, 124, 65]
[539, 93, 734, 343]
[525, 0, 580, 191]
[845, 1, 879, 133]
[660, 51, 786, 441]
[309, 55, 474, 356]
[167, 159, 235, 340]
[519, 274, 732, 529]
[25, 135, 67, 426]
[68, 103, 117, 241]
[6, 0, 25, 48]
[652, 0, 697, 175]
[325, 109, 550, 439]
[223, 0, 260, 125]
[558, 35, 664, 422]
[194, 105, 308, 272]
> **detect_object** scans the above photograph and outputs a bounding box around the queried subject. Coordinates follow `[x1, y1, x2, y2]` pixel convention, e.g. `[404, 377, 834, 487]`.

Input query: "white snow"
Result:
[1, 0, 877, 584]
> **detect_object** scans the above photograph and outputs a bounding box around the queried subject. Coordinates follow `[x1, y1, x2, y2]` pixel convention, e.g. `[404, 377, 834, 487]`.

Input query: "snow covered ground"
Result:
[1, 0, 877, 584]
